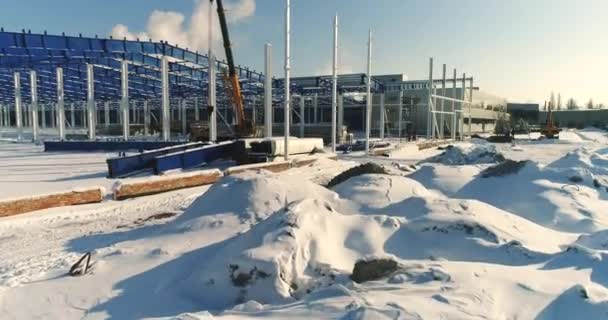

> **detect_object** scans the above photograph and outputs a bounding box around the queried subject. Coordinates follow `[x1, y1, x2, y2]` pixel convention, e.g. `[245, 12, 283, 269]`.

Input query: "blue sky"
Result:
[1, 0, 607, 105]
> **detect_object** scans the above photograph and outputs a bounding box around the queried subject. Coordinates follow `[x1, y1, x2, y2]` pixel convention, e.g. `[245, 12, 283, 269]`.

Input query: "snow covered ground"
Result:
[2, 129, 608, 319]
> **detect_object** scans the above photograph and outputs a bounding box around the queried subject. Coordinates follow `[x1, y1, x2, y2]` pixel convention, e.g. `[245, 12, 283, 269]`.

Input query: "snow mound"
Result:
[332, 174, 433, 212]
[545, 146, 608, 184]
[174, 171, 352, 231]
[180, 199, 400, 309]
[535, 285, 608, 320]
[457, 159, 608, 233]
[384, 197, 576, 256]
[426, 142, 505, 165]
[407, 164, 482, 196]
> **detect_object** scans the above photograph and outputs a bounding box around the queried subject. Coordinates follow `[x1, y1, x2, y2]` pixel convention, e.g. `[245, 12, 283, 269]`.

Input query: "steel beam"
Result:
[284, 0, 291, 160]
[121, 60, 129, 141]
[56, 68, 65, 140]
[30, 71, 39, 141]
[162, 56, 170, 141]
[365, 30, 372, 154]
[265, 44, 272, 138]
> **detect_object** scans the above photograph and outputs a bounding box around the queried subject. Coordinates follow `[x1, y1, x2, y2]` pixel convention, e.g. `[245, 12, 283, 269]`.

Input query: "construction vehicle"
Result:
[541, 101, 560, 139]
[190, 0, 254, 141]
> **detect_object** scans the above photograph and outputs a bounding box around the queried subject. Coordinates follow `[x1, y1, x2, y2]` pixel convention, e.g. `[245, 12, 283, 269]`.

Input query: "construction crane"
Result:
[214, 0, 251, 136]
[541, 101, 560, 139]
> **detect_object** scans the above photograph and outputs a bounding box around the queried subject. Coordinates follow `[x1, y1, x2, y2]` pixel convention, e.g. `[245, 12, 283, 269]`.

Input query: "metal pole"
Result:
[0, 104, 4, 127]
[313, 94, 318, 125]
[452, 68, 457, 141]
[469, 77, 474, 138]
[14, 72, 23, 141]
[379, 93, 385, 139]
[462, 73, 466, 138]
[181, 99, 187, 136]
[365, 30, 372, 154]
[331, 14, 339, 152]
[209, 2, 217, 142]
[264, 43, 273, 138]
[299, 96, 305, 138]
[120, 60, 129, 141]
[40, 104, 46, 129]
[441, 64, 446, 139]
[104, 101, 110, 127]
[284, 0, 291, 160]
[162, 56, 170, 141]
[427, 58, 433, 139]
[143, 99, 150, 136]
[252, 96, 257, 127]
[338, 94, 344, 143]
[56, 68, 65, 140]
[30, 71, 39, 141]
[398, 90, 403, 141]
[69, 103, 75, 128]
[194, 97, 200, 121]
[86, 64, 96, 140]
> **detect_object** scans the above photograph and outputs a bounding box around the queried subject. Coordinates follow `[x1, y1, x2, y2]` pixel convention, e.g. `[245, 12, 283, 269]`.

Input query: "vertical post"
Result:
[209, 1, 217, 142]
[162, 56, 170, 141]
[69, 103, 75, 128]
[469, 77, 474, 138]
[379, 93, 385, 139]
[462, 73, 466, 138]
[365, 30, 372, 154]
[440, 64, 446, 140]
[30, 71, 39, 141]
[87, 64, 96, 140]
[338, 94, 344, 143]
[14, 72, 23, 141]
[0, 104, 4, 127]
[194, 97, 200, 121]
[398, 90, 403, 141]
[143, 99, 150, 136]
[313, 94, 318, 124]
[452, 68, 457, 141]
[180, 99, 187, 136]
[56, 68, 65, 140]
[331, 14, 339, 152]
[121, 60, 129, 141]
[252, 96, 257, 127]
[264, 43, 272, 138]
[40, 104, 46, 128]
[299, 96, 305, 138]
[427, 58, 433, 139]
[284, 0, 291, 160]
[104, 101, 110, 127]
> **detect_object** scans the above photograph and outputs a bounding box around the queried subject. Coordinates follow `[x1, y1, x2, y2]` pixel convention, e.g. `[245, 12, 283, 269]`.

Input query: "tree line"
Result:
[546, 92, 605, 110]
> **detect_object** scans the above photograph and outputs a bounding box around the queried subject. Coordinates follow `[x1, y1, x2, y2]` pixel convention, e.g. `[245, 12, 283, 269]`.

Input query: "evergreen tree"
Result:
[586, 99, 594, 110]
[566, 98, 578, 110]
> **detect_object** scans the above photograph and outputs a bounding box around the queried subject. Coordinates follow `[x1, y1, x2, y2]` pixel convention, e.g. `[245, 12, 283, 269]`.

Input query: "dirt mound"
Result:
[326, 162, 387, 188]
[482, 160, 529, 178]
[426, 143, 505, 165]
[351, 258, 400, 283]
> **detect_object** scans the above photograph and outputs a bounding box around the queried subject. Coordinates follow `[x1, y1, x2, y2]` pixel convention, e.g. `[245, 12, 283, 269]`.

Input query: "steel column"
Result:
[120, 60, 129, 141]
[194, 97, 200, 121]
[398, 90, 403, 141]
[452, 69, 457, 141]
[30, 71, 39, 141]
[69, 103, 75, 128]
[365, 30, 372, 154]
[441, 64, 446, 139]
[462, 73, 466, 137]
[181, 99, 187, 136]
[85, 64, 96, 140]
[379, 93, 385, 139]
[469, 77, 474, 138]
[104, 101, 110, 126]
[208, 0, 217, 142]
[14, 72, 23, 140]
[331, 14, 339, 152]
[284, 0, 291, 160]
[144, 99, 150, 136]
[162, 56, 170, 141]
[56, 68, 65, 140]
[264, 44, 273, 138]
[338, 94, 344, 143]
[299, 96, 305, 138]
[427, 58, 433, 139]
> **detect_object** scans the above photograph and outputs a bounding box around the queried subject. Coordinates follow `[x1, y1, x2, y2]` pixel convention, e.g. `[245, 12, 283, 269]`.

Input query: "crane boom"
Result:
[214, 0, 246, 132]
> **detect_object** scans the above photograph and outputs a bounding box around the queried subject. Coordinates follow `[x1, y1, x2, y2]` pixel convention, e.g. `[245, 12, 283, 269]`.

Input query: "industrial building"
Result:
[0, 29, 509, 145]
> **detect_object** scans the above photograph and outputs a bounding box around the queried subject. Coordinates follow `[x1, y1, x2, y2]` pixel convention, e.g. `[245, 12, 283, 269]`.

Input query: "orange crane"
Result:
[541, 101, 560, 139]
[214, 0, 251, 136]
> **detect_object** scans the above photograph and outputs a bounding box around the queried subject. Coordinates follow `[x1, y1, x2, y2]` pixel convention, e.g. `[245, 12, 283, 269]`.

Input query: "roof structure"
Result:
[0, 30, 386, 107]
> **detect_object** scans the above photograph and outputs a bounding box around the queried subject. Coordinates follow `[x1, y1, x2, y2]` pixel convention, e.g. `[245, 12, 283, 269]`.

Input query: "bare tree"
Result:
[586, 99, 594, 110]
[566, 98, 578, 110]
[557, 93, 562, 110]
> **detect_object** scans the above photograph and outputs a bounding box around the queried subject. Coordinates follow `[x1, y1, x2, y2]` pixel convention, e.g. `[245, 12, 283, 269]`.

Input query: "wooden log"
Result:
[0, 188, 104, 217]
[225, 161, 291, 176]
[114, 170, 222, 200]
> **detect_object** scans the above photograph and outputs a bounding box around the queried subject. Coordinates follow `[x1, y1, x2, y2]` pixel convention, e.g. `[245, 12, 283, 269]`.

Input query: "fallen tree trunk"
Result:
[114, 169, 222, 200]
[0, 188, 104, 217]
